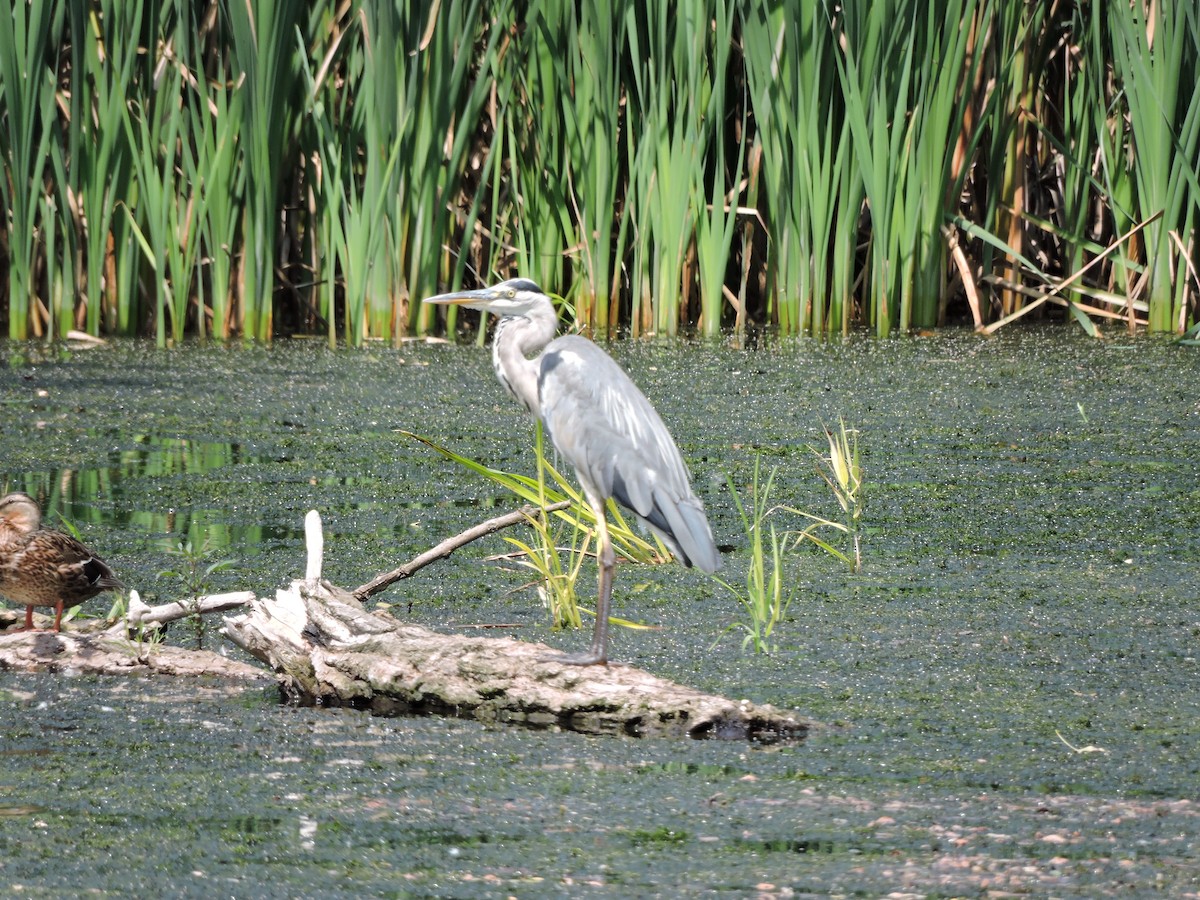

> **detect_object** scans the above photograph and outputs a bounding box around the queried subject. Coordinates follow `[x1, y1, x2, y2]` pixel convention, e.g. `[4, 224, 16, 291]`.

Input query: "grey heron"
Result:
[424, 278, 720, 665]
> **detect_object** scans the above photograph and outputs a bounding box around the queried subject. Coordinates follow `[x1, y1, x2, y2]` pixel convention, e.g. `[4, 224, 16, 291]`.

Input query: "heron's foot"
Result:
[538, 650, 622, 667]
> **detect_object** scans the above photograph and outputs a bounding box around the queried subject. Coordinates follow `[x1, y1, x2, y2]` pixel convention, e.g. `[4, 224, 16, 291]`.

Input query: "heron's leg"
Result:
[541, 498, 614, 666]
[588, 522, 616, 661]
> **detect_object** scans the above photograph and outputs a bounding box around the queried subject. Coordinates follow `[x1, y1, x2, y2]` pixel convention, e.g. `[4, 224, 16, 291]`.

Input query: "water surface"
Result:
[1, 330, 1198, 895]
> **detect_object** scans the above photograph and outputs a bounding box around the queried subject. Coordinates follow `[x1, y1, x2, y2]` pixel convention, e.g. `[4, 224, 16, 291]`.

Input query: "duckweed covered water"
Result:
[1, 329, 1198, 895]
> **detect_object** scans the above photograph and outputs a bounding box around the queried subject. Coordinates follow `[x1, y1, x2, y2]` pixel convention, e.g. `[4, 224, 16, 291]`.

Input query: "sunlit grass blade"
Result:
[503, 522, 589, 631]
[399, 430, 663, 564]
[713, 456, 793, 655]
[784, 418, 865, 572]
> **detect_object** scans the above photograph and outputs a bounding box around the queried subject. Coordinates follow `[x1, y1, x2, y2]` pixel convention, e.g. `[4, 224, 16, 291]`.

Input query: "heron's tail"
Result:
[647, 491, 721, 573]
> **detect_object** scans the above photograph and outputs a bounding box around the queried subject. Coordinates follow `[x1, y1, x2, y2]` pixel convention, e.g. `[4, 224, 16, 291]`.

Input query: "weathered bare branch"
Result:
[353, 500, 573, 600]
[122, 590, 256, 627]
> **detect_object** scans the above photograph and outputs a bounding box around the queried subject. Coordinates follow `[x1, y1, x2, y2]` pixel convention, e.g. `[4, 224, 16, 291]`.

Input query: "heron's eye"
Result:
[507, 289, 515, 298]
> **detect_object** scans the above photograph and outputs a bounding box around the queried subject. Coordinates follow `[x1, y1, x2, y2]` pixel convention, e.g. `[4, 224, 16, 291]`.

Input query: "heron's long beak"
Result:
[423, 287, 498, 309]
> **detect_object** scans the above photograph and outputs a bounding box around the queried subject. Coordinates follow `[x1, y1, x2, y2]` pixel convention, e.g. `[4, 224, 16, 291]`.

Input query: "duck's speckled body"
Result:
[0, 493, 122, 632]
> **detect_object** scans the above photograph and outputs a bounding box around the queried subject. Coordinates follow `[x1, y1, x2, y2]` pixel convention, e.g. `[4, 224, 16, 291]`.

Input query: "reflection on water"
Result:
[2, 435, 280, 554]
[2, 434, 513, 558]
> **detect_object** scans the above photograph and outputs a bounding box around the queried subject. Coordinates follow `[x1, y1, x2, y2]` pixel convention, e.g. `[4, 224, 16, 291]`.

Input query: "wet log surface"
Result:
[0, 595, 266, 681]
[221, 574, 810, 742]
[3, 510, 810, 742]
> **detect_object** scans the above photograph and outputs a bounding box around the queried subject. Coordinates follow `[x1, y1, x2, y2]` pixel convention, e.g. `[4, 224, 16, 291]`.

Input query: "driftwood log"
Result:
[2, 508, 811, 742]
[222, 576, 807, 741]
[221, 511, 810, 742]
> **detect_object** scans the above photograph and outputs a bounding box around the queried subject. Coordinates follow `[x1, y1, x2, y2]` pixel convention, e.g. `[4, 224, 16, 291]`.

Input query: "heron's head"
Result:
[423, 278, 552, 319]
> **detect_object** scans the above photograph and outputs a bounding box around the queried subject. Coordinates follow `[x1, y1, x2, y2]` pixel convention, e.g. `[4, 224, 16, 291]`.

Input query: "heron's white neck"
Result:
[490, 299, 558, 416]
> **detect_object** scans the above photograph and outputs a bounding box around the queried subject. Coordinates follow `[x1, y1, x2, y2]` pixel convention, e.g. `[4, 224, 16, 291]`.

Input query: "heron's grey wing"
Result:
[537, 336, 720, 573]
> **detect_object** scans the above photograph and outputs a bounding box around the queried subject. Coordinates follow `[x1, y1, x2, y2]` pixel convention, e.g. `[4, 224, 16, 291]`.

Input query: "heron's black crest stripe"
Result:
[505, 278, 543, 294]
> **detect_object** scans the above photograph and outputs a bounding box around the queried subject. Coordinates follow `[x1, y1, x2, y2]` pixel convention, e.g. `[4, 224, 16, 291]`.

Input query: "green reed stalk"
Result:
[69, 0, 143, 336]
[742, 0, 856, 335]
[977, 0, 1059, 321]
[991, 0, 1033, 318]
[562, 0, 627, 333]
[1055, 3, 1106, 284]
[43, 4, 82, 342]
[836, 0, 908, 335]
[350, 2, 405, 343]
[906, 0, 983, 329]
[624, 0, 709, 337]
[125, 39, 196, 347]
[623, 2, 657, 334]
[393, 0, 503, 338]
[38, 191, 67, 338]
[224, 0, 305, 342]
[183, 46, 244, 342]
[171, 130, 204, 345]
[691, 0, 739, 337]
[1012, 3, 1141, 322]
[500, 1, 572, 296]
[621, 76, 652, 338]
[303, 8, 405, 347]
[838, 0, 980, 334]
[1085, 8, 1141, 311]
[0, 0, 60, 339]
[1109, 0, 1200, 333]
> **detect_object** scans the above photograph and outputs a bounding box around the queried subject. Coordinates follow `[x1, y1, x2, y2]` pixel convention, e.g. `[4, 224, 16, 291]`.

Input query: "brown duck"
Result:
[0, 492, 123, 633]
